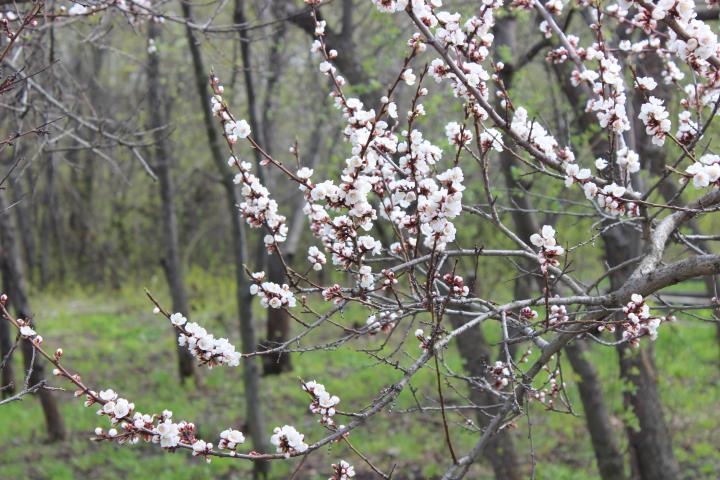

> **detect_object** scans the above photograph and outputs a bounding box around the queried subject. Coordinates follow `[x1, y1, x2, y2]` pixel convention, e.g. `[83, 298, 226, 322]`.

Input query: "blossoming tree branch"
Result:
[1, 0, 720, 478]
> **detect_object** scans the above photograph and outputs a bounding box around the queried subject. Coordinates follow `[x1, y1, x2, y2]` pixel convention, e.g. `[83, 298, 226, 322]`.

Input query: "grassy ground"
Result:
[1, 277, 718, 479]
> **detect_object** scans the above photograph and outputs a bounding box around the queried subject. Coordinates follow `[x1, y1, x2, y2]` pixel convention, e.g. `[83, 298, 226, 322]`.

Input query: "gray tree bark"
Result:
[0, 188, 66, 441]
[146, 21, 195, 382]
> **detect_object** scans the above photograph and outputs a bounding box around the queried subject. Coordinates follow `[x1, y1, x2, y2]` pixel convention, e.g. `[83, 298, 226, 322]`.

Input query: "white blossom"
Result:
[270, 425, 308, 458]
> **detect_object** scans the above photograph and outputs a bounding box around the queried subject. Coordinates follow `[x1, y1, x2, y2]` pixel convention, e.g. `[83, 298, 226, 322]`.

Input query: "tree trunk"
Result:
[182, 3, 269, 476]
[450, 313, 523, 480]
[601, 147, 679, 480]
[44, 152, 66, 285]
[6, 148, 36, 283]
[233, 0, 292, 375]
[0, 188, 66, 441]
[565, 342, 625, 480]
[0, 293, 14, 396]
[147, 21, 195, 382]
[261, 251, 292, 374]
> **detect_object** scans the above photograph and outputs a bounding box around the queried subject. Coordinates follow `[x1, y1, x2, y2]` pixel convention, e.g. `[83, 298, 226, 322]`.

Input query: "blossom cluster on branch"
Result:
[3, 0, 720, 476]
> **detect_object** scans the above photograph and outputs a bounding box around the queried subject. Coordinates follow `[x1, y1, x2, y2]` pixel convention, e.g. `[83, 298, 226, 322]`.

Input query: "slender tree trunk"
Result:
[11, 177, 36, 282]
[261, 251, 292, 374]
[0, 189, 66, 441]
[147, 21, 195, 382]
[46, 153, 66, 283]
[565, 342, 625, 480]
[6, 143, 36, 283]
[0, 293, 14, 396]
[233, 0, 292, 375]
[38, 161, 50, 288]
[182, 3, 269, 476]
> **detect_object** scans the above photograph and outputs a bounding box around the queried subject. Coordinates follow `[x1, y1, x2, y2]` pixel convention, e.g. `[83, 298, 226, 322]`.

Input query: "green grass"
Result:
[1, 280, 718, 479]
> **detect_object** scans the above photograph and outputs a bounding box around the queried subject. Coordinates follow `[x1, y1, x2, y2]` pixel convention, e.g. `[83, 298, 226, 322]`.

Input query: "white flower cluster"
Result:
[651, 0, 695, 22]
[676, 110, 699, 145]
[685, 154, 720, 188]
[621, 294, 662, 347]
[416, 167, 464, 251]
[231, 157, 288, 248]
[582, 51, 631, 134]
[153, 411, 186, 448]
[68, 3, 89, 15]
[18, 321, 37, 339]
[479, 128, 503, 152]
[92, 395, 245, 463]
[307, 246, 327, 271]
[530, 225, 564, 274]
[635, 76, 657, 91]
[548, 304, 568, 326]
[564, 162, 591, 188]
[357, 265, 375, 290]
[91, 392, 199, 450]
[192, 439, 213, 462]
[224, 119, 251, 144]
[552, 35, 631, 138]
[250, 272, 297, 309]
[490, 361, 511, 389]
[401, 68, 416, 85]
[442, 273, 469, 297]
[218, 428, 245, 455]
[366, 311, 399, 334]
[445, 121, 472, 146]
[210, 77, 287, 250]
[209, 80, 251, 144]
[371, 0, 408, 13]
[617, 147, 641, 174]
[596, 183, 639, 216]
[270, 425, 309, 458]
[659, 1, 718, 66]
[511, 107, 562, 161]
[639, 96, 671, 146]
[329, 460, 356, 480]
[376, 0, 499, 124]
[303, 380, 340, 426]
[415, 328, 431, 351]
[168, 312, 241, 368]
[96, 389, 135, 424]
